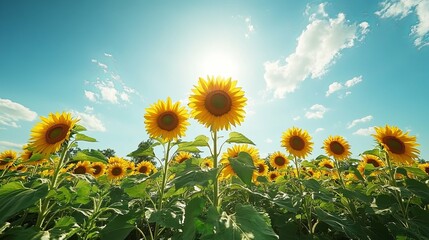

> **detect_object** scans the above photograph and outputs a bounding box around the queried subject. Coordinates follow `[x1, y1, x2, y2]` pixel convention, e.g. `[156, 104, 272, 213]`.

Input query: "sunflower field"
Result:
[1, 76, 428, 240]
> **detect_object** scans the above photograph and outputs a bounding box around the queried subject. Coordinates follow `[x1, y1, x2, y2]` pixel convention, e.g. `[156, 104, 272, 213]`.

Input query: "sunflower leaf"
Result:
[73, 150, 107, 163]
[229, 152, 255, 186]
[361, 149, 381, 157]
[177, 142, 202, 153]
[193, 135, 210, 146]
[75, 133, 97, 142]
[316, 154, 330, 160]
[128, 146, 155, 158]
[73, 124, 87, 132]
[226, 132, 255, 145]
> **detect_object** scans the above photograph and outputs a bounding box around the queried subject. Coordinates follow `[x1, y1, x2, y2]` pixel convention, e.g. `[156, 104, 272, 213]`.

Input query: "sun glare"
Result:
[198, 52, 240, 78]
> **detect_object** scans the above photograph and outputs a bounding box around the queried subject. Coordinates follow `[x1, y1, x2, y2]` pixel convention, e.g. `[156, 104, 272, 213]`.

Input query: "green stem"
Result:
[154, 141, 172, 240]
[212, 130, 219, 209]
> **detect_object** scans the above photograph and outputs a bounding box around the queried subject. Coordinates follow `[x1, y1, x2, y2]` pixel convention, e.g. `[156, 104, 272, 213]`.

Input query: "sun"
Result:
[198, 52, 240, 78]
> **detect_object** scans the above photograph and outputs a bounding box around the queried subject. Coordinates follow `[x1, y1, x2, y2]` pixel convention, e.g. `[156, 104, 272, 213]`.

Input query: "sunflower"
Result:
[144, 97, 189, 141]
[253, 160, 269, 182]
[201, 158, 214, 169]
[219, 145, 259, 180]
[29, 112, 78, 155]
[373, 125, 420, 165]
[269, 151, 289, 169]
[281, 127, 313, 159]
[319, 159, 334, 169]
[125, 161, 136, 174]
[136, 161, 156, 175]
[418, 163, 429, 175]
[323, 136, 351, 161]
[175, 151, 193, 164]
[91, 162, 106, 178]
[107, 163, 127, 180]
[108, 156, 126, 165]
[188, 76, 247, 131]
[13, 164, 28, 173]
[0, 150, 17, 170]
[268, 171, 281, 182]
[73, 161, 91, 175]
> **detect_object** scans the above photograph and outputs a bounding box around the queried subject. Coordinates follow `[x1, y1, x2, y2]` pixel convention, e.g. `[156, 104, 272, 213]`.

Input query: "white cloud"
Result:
[345, 91, 352, 96]
[95, 81, 118, 104]
[104, 53, 113, 57]
[308, 3, 329, 21]
[353, 126, 375, 136]
[84, 106, 94, 113]
[0, 99, 37, 128]
[0, 141, 24, 151]
[84, 90, 97, 102]
[120, 92, 130, 102]
[244, 16, 255, 38]
[326, 82, 343, 96]
[345, 75, 363, 87]
[264, 7, 369, 98]
[72, 111, 106, 132]
[265, 138, 273, 144]
[376, 0, 429, 48]
[315, 127, 325, 133]
[293, 116, 301, 121]
[305, 104, 327, 119]
[347, 115, 373, 129]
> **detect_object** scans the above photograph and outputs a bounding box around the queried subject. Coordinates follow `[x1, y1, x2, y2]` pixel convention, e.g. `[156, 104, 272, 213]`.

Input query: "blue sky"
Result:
[1, 0, 428, 161]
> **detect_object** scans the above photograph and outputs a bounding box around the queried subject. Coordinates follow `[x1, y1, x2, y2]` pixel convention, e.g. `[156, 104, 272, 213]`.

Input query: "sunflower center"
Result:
[16, 165, 25, 171]
[74, 166, 86, 174]
[323, 163, 334, 169]
[139, 166, 148, 174]
[0, 160, 7, 166]
[111, 167, 123, 176]
[205, 90, 232, 116]
[93, 165, 102, 175]
[383, 136, 405, 154]
[270, 173, 278, 180]
[45, 124, 69, 144]
[290, 136, 305, 151]
[257, 164, 265, 173]
[366, 159, 380, 168]
[424, 167, 429, 175]
[329, 141, 345, 155]
[274, 156, 286, 166]
[156, 111, 179, 131]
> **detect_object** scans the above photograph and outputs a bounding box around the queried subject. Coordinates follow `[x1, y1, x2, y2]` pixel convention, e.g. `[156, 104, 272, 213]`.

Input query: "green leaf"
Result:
[405, 178, 429, 204]
[361, 149, 381, 157]
[127, 145, 155, 158]
[403, 167, 428, 179]
[314, 208, 363, 239]
[54, 216, 76, 228]
[0, 182, 49, 224]
[337, 188, 371, 203]
[100, 212, 137, 240]
[349, 165, 365, 182]
[316, 154, 330, 160]
[149, 202, 184, 229]
[71, 180, 92, 204]
[229, 152, 255, 186]
[124, 182, 149, 199]
[73, 149, 107, 163]
[50, 216, 79, 240]
[177, 142, 202, 153]
[226, 132, 255, 145]
[74, 133, 97, 142]
[73, 124, 87, 132]
[182, 197, 206, 240]
[173, 168, 217, 189]
[0, 226, 49, 240]
[193, 135, 210, 146]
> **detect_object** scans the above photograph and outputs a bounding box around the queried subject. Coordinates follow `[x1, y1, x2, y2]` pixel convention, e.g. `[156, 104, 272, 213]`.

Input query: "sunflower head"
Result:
[201, 158, 214, 169]
[144, 97, 189, 141]
[175, 151, 193, 164]
[323, 136, 351, 161]
[373, 125, 420, 165]
[136, 161, 156, 175]
[269, 151, 289, 169]
[107, 163, 127, 180]
[268, 171, 281, 182]
[188, 76, 247, 131]
[253, 160, 269, 182]
[73, 161, 91, 175]
[91, 162, 106, 178]
[281, 127, 313, 159]
[319, 159, 334, 169]
[418, 163, 429, 175]
[0, 150, 17, 170]
[29, 112, 79, 155]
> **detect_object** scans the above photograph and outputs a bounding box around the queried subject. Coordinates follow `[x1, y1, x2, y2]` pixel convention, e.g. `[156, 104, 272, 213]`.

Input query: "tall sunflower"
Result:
[73, 161, 91, 174]
[269, 151, 289, 169]
[136, 161, 156, 175]
[281, 127, 313, 159]
[107, 163, 127, 180]
[91, 162, 106, 178]
[219, 145, 259, 180]
[0, 150, 17, 170]
[323, 136, 351, 161]
[188, 76, 247, 131]
[144, 97, 189, 141]
[373, 125, 420, 165]
[175, 151, 193, 164]
[29, 112, 78, 155]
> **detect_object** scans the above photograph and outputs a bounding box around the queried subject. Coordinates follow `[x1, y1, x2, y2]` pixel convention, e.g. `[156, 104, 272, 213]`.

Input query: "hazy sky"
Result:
[1, 0, 428, 161]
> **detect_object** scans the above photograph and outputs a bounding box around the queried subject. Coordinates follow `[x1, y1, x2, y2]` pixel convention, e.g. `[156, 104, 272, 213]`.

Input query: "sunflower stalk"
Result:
[212, 130, 220, 209]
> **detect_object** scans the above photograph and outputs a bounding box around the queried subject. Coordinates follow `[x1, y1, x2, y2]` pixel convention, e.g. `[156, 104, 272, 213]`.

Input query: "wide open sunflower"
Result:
[269, 151, 289, 169]
[418, 163, 429, 175]
[29, 112, 78, 155]
[107, 162, 127, 180]
[188, 76, 247, 131]
[201, 158, 214, 169]
[136, 161, 156, 175]
[174, 151, 192, 164]
[144, 97, 189, 141]
[219, 144, 259, 180]
[91, 162, 106, 178]
[268, 171, 281, 182]
[373, 125, 419, 165]
[357, 155, 384, 176]
[281, 127, 313, 159]
[73, 161, 91, 174]
[253, 160, 269, 182]
[323, 136, 351, 161]
[318, 159, 334, 169]
[0, 150, 17, 170]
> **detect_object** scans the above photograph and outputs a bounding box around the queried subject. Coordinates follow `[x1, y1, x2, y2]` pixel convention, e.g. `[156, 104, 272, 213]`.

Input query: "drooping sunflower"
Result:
[29, 112, 79, 155]
[373, 125, 420, 165]
[107, 163, 127, 180]
[0, 150, 17, 170]
[73, 161, 91, 174]
[91, 162, 106, 178]
[269, 151, 289, 169]
[268, 171, 281, 182]
[418, 163, 429, 175]
[201, 158, 214, 169]
[281, 127, 313, 159]
[253, 160, 269, 182]
[136, 161, 156, 175]
[175, 151, 193, 164]
[219, 145, 259, 180]
[144, 97, 189, 141]
[323, 136, 351, 161]
[188, 76, 247, 131]
[319, 159, 334, 169]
